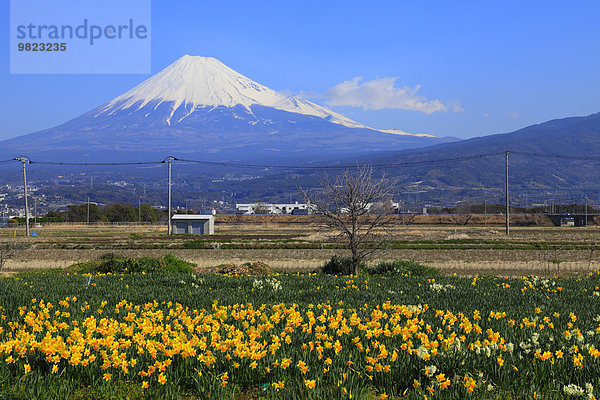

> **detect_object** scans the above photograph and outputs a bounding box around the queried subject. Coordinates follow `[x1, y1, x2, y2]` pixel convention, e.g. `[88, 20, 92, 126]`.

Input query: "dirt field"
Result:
[1, 215, 599, 276]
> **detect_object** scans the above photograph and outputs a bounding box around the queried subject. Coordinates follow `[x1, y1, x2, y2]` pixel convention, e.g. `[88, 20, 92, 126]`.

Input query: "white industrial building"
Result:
[236, 202, 309, 215]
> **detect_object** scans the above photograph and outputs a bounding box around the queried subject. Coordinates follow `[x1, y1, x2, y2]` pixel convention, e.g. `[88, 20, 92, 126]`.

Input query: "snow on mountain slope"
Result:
[98, 55, 368, 129]
[380, 128, 435, 138]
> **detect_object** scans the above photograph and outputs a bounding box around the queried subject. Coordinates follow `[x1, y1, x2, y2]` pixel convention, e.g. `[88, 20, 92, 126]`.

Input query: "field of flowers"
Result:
[1, 269, 600, 399]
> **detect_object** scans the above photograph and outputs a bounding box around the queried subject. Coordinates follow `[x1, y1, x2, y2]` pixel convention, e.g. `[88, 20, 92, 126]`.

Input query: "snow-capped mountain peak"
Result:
[99, 55, 366, 128]
[0, 55, 449, 164]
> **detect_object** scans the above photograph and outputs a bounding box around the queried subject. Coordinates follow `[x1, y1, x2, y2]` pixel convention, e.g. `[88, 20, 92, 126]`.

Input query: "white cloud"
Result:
[508, 111, 519, 119]
[319, 77, 461, 114]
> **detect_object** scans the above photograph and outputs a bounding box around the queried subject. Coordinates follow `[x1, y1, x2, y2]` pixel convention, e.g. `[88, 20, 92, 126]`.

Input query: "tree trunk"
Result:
[350, 238, 359, 275]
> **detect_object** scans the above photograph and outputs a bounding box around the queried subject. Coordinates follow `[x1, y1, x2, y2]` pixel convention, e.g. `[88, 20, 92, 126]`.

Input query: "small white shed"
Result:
[171, 214, 214, 235]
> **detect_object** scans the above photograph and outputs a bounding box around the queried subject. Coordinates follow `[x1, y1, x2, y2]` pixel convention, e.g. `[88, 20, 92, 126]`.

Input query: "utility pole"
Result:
[138, 198, 141, 224]
[585, 196, 588, 227]
[167, 156, 174, 235]
[87, 197, 90, 225]
[484, 199, 487, 227]
[34, 197, 37, 227]
[16, 156, 30, 237]
[505, 151, 509, 236]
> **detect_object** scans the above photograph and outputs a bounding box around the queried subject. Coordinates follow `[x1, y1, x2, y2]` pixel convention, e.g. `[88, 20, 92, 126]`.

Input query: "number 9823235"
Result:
[17, 43, 67, 51]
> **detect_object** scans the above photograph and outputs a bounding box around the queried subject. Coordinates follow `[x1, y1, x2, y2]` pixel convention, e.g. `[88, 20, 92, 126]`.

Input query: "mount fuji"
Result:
[0, 55, 453, 163]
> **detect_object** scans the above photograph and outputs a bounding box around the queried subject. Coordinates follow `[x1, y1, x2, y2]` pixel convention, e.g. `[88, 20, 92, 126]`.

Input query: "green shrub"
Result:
[370, 260, 439, 276]
[96, 255, 162, 274]
[161, 254, 196, 273]
[321, 255, 364, 275]
[65, 254, 195, 274]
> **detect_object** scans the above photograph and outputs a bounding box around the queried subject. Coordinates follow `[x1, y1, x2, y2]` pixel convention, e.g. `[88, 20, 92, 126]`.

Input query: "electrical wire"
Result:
[510, 151, 600, 161]
[173, 152, 505, 170]
[3, 150, 598, 170]
[29, 160, 165, 166]
[6, 153, 506, 170]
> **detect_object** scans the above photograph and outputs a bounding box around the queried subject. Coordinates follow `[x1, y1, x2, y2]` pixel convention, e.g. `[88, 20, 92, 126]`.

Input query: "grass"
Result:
[2, 224, 600, 276]
[370, 260, 440, 276]
[1, 268, 600, 398]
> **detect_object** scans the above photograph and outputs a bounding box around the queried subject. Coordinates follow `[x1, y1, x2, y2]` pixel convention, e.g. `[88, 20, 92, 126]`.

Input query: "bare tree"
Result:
[303, 165, 397, 274]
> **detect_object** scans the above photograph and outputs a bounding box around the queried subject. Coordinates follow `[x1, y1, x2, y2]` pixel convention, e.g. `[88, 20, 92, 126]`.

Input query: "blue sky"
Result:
[2, 1, 600, 141]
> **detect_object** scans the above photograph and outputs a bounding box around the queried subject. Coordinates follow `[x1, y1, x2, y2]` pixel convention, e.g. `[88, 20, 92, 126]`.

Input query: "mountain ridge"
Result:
[346, 111, 600, 189]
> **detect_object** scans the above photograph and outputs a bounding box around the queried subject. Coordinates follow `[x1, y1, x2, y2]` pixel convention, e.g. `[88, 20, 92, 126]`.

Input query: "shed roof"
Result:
[171, 214, 214, 220]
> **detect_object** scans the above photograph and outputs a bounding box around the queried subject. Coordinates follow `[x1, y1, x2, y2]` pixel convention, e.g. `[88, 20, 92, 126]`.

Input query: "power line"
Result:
[29, 160, 165, 166]
[511, 151, 600, 161]
[173, 152, 505, 170]
[6, 154, 505, 169]
[2, 150, 598, 171]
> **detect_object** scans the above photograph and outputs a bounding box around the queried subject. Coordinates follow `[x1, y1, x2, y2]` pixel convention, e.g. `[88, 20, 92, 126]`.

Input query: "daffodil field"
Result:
[1, 270, 600, 399]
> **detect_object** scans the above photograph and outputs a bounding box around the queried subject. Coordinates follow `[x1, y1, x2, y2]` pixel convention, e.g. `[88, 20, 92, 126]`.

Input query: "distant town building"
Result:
[340, 202, 404, 214]
[548, 214, 589, 227]
[171, 214, 214, 234]
[561, 217, 575, 227]
[236, 202, 309, 215]
[235, 201, 413, 215]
